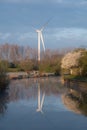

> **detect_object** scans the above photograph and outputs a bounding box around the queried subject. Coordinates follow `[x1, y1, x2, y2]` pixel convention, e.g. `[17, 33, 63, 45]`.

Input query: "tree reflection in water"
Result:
[0, 90, 9, 115]
[0, 77, 67, 115]
[1, 77, 87, 117]
[62, 80, 87, 116]
[8, 77, 65, 102]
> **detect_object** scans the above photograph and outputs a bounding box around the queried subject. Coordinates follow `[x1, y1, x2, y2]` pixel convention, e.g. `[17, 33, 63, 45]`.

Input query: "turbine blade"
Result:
[37, 32, 41, 61]
[31, 25, 37, 31]
[37, 83, 40, 110]
[41, 92, 45, 110]
[40, 33, 45, 52]
[40, 17, 52, 31]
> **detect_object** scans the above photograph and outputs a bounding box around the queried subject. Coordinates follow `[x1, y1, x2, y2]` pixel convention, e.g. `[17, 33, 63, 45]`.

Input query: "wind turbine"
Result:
[36, 27, 45, 61]
[33, 19, 51, 62]
[36, 83, 45, 113]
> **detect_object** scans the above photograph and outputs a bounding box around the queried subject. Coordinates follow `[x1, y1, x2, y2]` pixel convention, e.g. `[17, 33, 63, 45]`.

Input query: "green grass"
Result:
[63, 75, 87, 82]
[7, 68, 22, 72]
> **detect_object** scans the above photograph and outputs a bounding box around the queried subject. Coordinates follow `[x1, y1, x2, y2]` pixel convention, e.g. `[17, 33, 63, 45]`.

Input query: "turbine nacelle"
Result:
[36, 29, 41, 33]
[36, 108, 43, 113]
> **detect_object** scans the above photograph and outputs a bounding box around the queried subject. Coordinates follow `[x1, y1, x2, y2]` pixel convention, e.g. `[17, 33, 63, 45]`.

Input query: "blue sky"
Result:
[0, 0, 87, 49]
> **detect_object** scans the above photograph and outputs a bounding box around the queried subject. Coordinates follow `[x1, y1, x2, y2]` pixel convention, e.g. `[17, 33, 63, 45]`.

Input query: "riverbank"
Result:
[63, 75, 87, 82]
[7, 71, 55, 80]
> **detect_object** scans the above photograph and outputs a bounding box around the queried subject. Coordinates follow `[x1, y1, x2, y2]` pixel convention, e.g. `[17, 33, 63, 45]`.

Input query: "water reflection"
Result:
[8, 77, 65, 102]
[0, 90, 9, 115]
[36, 83, 45, 113]
[0, 77, 65, 115]
[1, 77, 87, 117]
[62, 80, 87, 116]
[0, 77, 87, 130]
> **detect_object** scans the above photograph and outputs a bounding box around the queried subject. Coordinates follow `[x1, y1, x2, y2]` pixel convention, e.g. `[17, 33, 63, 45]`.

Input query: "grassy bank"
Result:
[63, 75, 87, 82]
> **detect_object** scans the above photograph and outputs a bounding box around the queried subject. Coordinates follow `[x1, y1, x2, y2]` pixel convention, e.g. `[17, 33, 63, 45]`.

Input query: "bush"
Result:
[0, 60, 9, 91]
[79, 51, 87, 76]
[61, 48, 87, 76]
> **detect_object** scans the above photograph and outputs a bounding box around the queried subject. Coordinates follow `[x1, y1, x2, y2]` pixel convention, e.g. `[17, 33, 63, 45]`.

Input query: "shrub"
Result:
[0, 60, 9, 91]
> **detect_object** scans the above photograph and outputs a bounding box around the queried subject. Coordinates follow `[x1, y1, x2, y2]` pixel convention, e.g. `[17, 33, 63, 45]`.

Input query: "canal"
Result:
[0, 77, 87, 130]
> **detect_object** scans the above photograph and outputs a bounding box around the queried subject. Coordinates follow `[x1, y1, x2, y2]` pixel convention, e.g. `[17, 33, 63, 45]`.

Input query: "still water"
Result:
[0, 77, 87, 130]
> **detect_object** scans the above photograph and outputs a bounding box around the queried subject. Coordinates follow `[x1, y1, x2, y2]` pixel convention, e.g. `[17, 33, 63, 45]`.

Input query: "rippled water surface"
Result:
[0, 77, 87, 130]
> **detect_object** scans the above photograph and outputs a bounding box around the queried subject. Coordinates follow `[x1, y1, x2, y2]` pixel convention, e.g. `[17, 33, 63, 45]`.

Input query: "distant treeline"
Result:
[0, 43, 73, 74]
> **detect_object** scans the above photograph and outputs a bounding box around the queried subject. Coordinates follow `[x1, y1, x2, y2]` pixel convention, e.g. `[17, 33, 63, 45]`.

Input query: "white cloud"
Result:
[18, 32, 36, 41]
[79, 0, 87, 5]
[0, 0, 82, 4]
[51, 28, 87, 40]
[55, 0, 87, 7]
[0, 32, 37, 47]
[0, 0, 40, 3]
[56, 0, 63, 3]
[0, 33, 11, 40]
[0, 28, 87, 48]
[46, 27, 85, 36]
[0, 0, 60, 3]
[45, 27, 87, 48]
[0, 0, 87, 7]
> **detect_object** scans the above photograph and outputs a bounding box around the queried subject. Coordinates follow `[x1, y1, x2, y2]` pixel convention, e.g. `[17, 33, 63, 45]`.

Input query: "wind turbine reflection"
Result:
[36, 83, 45, 113]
